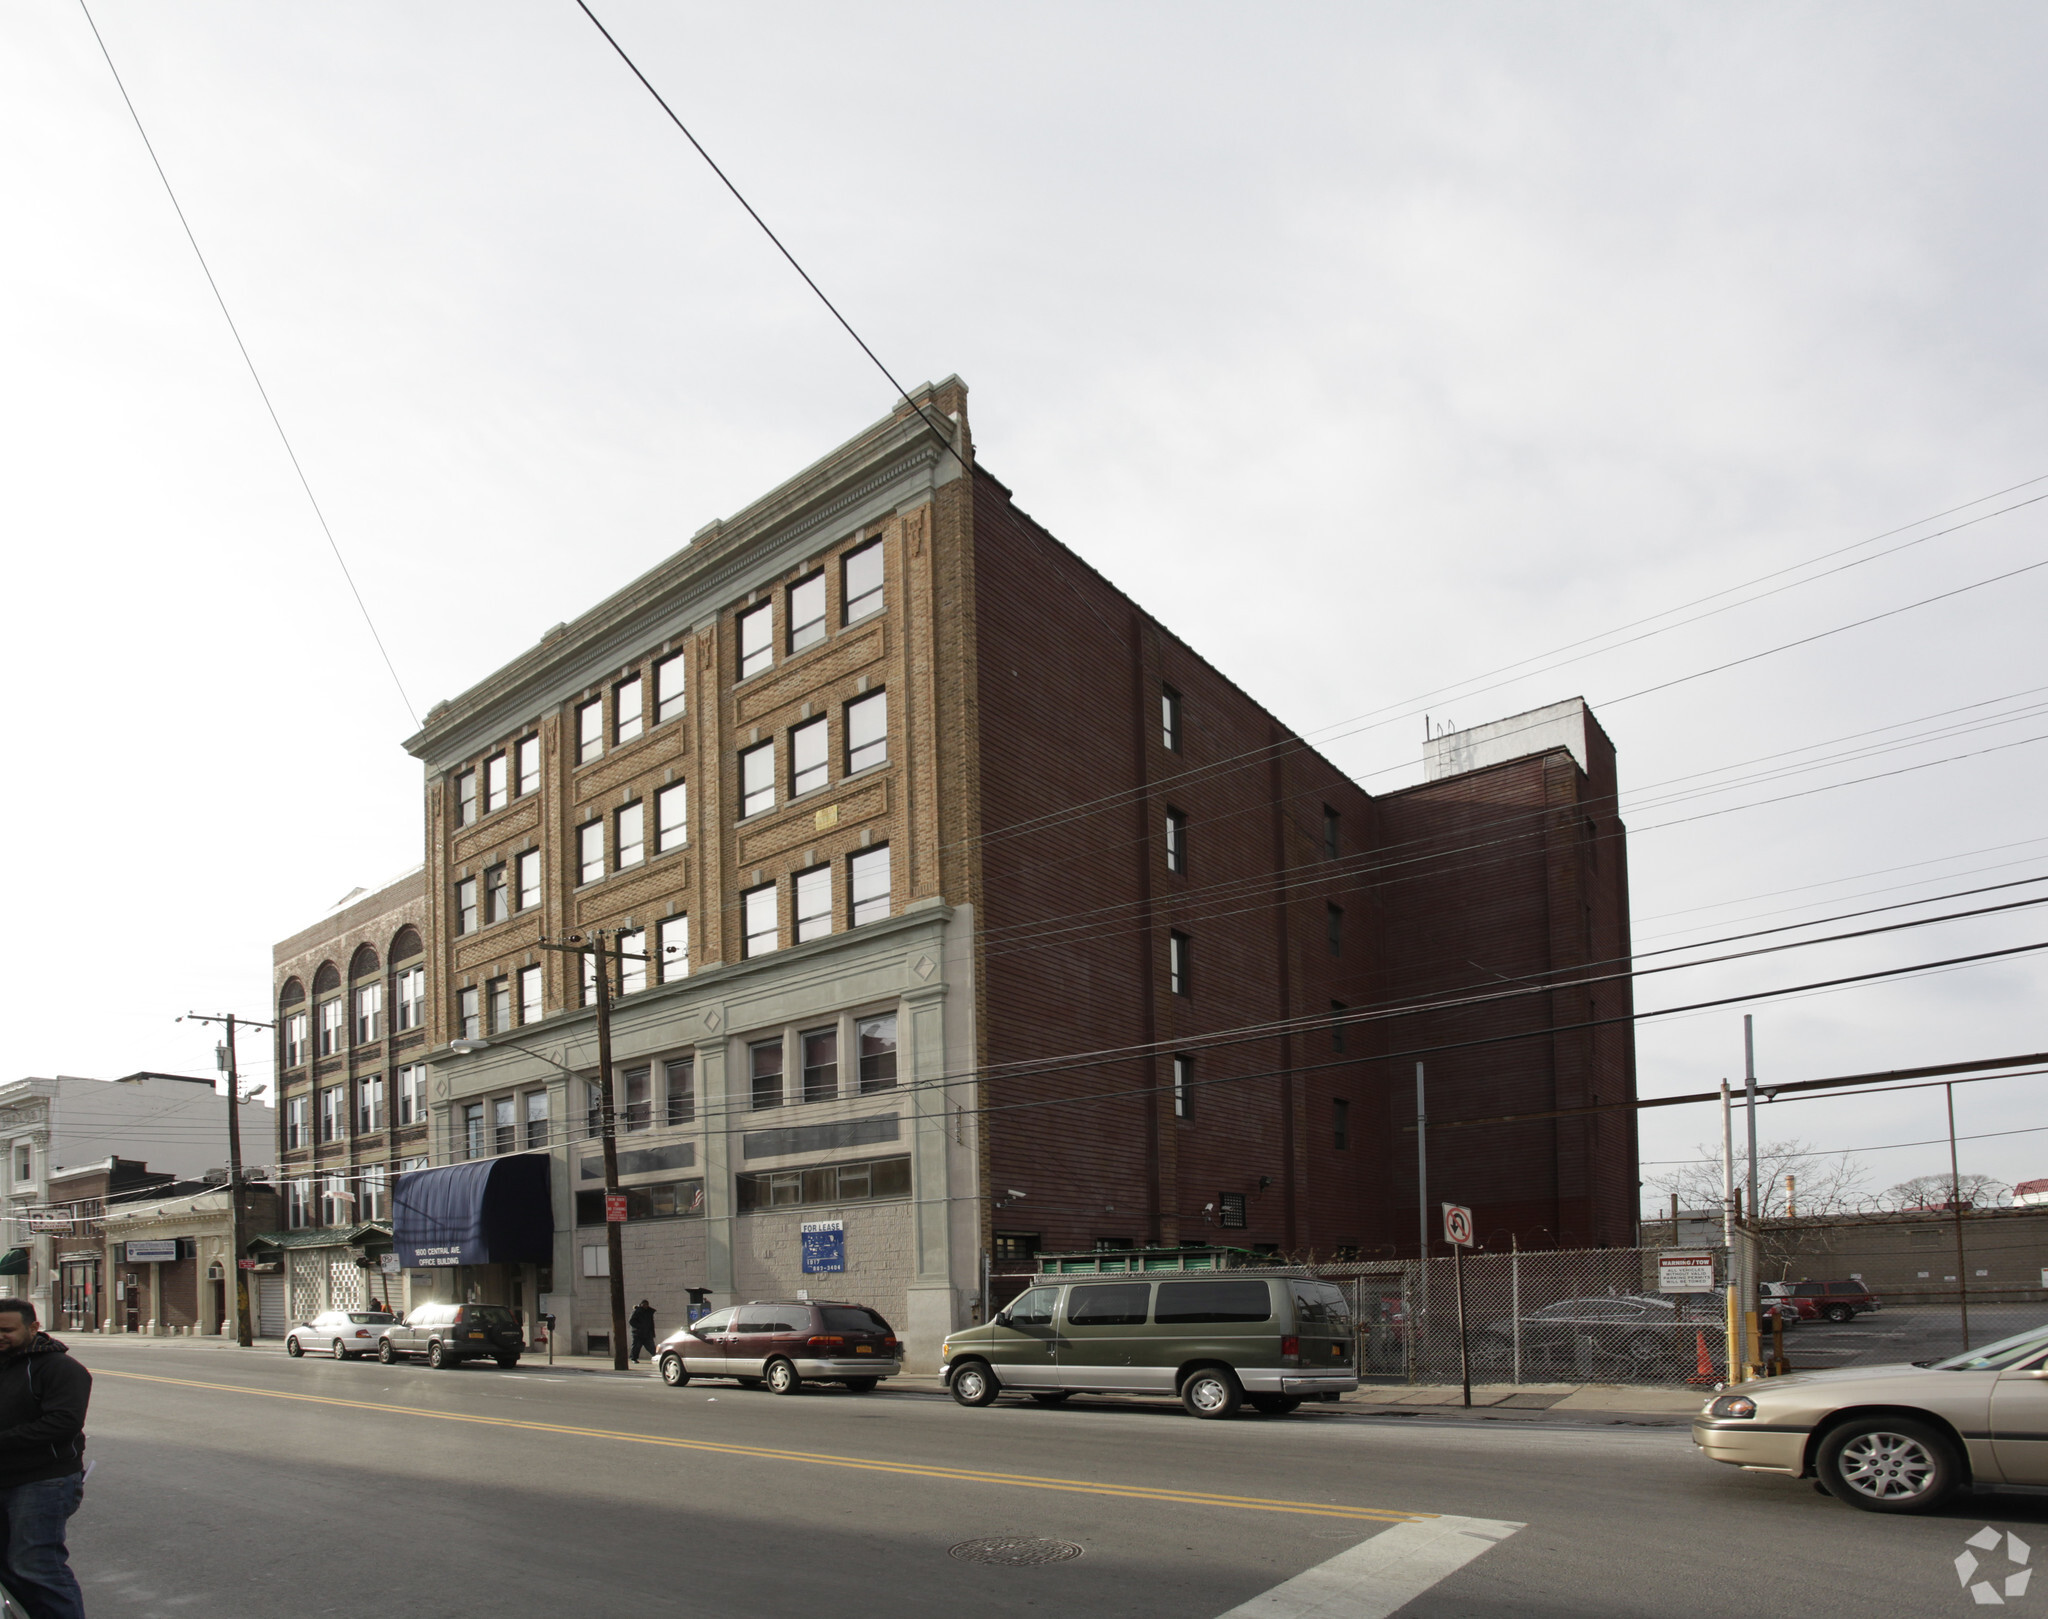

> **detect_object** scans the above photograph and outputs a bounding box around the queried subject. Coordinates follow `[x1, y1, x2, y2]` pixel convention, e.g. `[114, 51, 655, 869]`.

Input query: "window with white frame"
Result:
[655, 651, 686, 724]
[616, 801, 645, 869]
[578, 820, 604, 885]
[850, 845, 891, 927]
[357, 1074, 386, 1134]
[737, 601, 773, 679]
[397, 1065, 426, 1126]
[519, 964, 544, 1025]
[462, 1102, 485, 1161]
[619, 928, 647, 994]
[354, 982, 384, 1043]
[286, 1178, 310, 1229]
[614, 674, 643, 744]
[319, 1086, 346, 1143]
[656, 781, 687, 852]
[401, 1155, 428, 1174]
[516, 733, 541, 796]
[317, 999, 345, 1057]
[858, 1013, 898, 1093]
[658, 915, 689, 982]
[790, 717, 828, 796]
[1165, 808, 1188, 874]
[458, 986, 480, 1040]
[488, 975, 511, 1033]
[284, 1011, 309, 1067]
[10, 1145, 28, 1185]
[845, 691, 887, 773]
[494, 1096, 516, 1155]
[586, 1082, 603, 1135]
[843, 539, 884, 623]
[455, 768, 478, 827]
[750, 1039, 785, 1111]
[524, 1089, 549, 1149]
[485, 863, 509, 924]
[665, 1056, 695, 1125]
[1162, 686, 1182, 752]
[361, 1165, 388, 1221]
[802, 1027, 838, 1103]
[1169, 930, 1191, 996]
[795, 865, 832, 943]
[577, 698, 604, 765]
[456, 877, 478, 935]
[788, 572, 827, 653]
[739, 742, 775, 817]
[743, 883, 779, 958]
[581, 950, 597, 1008]
[285, 1095, 308, 1150]
[622, 1065, 652, 1131]
[394, 965, 425, 1032]
[1173, 1053, 1193, 1119]
[321, 1174, 350, 1226]
[485, 753, 508, 814]
[516, 848, 542, 911]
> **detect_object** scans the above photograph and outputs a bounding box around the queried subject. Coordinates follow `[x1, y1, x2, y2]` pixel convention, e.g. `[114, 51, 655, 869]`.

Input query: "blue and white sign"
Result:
[800, 1219, 845, 1274]
[124, 1240, 178, 1263]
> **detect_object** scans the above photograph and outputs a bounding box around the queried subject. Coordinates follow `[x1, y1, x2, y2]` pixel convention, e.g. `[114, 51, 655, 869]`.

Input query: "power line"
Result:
[75, 1, 419, 729]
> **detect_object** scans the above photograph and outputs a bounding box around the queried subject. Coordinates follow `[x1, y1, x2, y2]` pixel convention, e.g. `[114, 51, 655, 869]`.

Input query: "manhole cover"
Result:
[948, 1536, 1085, 1567]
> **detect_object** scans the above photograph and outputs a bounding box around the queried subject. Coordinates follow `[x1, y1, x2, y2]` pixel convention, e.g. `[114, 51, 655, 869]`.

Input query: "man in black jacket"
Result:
[0, 1300, 88, 1619]
[628, 1300, 657, 1364]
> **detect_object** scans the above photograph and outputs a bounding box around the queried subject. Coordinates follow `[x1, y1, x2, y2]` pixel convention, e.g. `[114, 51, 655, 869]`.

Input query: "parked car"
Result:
[375, 1302, 523, 1368]
[1478, 1293, 1793, 1374]
[1695, 1321, 2048, 1513]
[939, 1274, 1356, 1418]
[1762, 1280, 1881, 1323]
[656, 1300, 901, 1394]
[285, 1309, 396, 1359]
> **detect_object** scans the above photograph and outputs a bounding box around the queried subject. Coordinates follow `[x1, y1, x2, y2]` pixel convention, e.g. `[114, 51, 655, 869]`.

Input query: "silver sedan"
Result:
[285, 1309, 397, 1359]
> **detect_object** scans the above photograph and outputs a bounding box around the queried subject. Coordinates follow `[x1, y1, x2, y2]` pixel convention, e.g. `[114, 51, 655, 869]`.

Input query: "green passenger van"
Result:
[939, 1274, 1356, 1418]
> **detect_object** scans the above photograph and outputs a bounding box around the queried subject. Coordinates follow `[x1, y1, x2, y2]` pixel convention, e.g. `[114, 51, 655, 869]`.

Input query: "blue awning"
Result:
[393, 1155, 552, 1268]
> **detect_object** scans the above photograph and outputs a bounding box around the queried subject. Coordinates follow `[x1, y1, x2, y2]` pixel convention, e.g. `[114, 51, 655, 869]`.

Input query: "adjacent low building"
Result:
[99, 1179, 281, 1334]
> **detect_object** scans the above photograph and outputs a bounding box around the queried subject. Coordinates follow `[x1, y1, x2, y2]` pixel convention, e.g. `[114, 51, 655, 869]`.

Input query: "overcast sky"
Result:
[7, 2, 2045, 1209]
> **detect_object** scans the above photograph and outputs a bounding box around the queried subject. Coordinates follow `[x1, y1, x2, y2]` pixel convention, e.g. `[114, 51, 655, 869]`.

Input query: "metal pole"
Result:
[1511, 1234, 1522, 1387]
[1454, 1241, 1471, 1408]
[1743, 1016, 1759, 1221]
[591, 931, 629, 1371]
[225, 1014, 251, 1347]
[1415, 1063, 1428, 1330]
[1948, 1082, 1971, 1352]
[1721, 1080, 1739, 1383]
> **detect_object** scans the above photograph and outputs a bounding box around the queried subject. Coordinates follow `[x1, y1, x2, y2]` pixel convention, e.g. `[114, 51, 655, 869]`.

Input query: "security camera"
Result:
[1006, 1189, 1026, 1200]
[1203, 1202, 1216, 1213]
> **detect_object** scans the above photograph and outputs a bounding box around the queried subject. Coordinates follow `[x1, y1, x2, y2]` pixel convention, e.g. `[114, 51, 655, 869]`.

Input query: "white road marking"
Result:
[1213, 1514, 1523, 1619]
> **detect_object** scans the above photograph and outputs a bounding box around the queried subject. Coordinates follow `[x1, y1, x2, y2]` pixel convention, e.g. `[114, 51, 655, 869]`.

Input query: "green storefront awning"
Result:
[0, 1249, 30, 1277]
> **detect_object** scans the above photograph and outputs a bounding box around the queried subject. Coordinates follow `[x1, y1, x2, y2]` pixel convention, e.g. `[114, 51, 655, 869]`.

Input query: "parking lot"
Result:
[1780, 1300, 2047, 1372]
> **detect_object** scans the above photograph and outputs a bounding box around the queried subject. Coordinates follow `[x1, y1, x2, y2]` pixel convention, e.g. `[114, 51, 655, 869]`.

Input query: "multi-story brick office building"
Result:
[271, 870, 431, 1321]
[401, 377, 1637, 1363]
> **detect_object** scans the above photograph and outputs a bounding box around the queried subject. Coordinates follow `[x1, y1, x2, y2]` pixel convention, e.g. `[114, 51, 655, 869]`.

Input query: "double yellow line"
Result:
[101, 1369, 1429, 1524]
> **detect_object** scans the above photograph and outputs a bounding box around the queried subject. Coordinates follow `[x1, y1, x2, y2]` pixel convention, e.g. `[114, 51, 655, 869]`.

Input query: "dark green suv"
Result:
[376, 1302, 523, 1368]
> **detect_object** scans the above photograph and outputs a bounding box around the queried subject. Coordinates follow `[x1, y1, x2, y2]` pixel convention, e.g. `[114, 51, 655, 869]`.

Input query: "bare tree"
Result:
[1644, 1138, 1871, 1219]
[1882, 1172, 2010, 1210]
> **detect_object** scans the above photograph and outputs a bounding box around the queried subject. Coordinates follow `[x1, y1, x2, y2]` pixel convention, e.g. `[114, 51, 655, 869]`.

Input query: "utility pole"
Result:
[1947, 1082, 1971, 1353]
[182, 1011, 268, 1347]
[1414, 1062, 1429, 1330]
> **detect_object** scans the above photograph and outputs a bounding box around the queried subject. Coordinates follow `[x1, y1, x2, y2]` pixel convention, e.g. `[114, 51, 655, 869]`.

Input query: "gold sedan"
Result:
[1693, 1323, 2048, 1513]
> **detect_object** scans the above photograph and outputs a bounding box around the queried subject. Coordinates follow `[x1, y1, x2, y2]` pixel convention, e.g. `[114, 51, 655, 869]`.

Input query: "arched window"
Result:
[311, 961, 341, 994]
[349, 943, 381, 980]
[389, 925, 423, 962]
[278, 978, 305, 1008]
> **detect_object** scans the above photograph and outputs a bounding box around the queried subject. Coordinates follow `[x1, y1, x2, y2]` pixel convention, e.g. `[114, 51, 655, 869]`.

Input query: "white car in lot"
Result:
[285, 1309, 397, 1359]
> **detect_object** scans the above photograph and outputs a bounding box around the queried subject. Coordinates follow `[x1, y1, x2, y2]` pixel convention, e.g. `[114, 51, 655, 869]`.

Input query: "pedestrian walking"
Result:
[0, 1298, 89, 1619]
[628, 1300, 657, 1364]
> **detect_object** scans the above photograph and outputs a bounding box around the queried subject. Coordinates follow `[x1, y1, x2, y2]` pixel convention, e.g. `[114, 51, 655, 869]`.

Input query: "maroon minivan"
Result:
[656, 1299, 902, 1394]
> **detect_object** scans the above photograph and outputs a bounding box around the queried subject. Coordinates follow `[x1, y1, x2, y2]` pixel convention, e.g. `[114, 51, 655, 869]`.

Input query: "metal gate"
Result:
[256, 1275, 286, 1338]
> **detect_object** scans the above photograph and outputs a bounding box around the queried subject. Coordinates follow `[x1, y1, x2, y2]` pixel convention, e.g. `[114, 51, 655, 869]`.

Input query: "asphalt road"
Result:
[68, 1336, 2048, 1618]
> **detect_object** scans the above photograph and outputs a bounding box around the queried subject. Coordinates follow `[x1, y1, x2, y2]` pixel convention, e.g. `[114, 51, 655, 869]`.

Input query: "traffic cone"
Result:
[1685, 1329, 1716, 1387]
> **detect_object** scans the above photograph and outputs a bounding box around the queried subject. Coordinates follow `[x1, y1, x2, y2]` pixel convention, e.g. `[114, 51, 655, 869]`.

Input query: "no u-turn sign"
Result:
[1442, 1203, 1475, 1248]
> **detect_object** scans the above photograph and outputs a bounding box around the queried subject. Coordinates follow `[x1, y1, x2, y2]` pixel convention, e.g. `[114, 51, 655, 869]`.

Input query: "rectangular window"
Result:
[843, 539, 884, 623]
[318, 999, 344, 1057]
[795, 865, 833, 943]
[618, 928, 646, 995]
[587, 1082, 603, 1136]
[357, 1075, 386, 1134]
[858, 1013, 898, 1094]
[397, 1065, 426, 1126]
[458, 986, 480, 1040]
[516, 848, 542, 910]
[484, 753, 508, 814]
[737, 601, 773, 679]
[484, 863, 509, 924]
[658, 914, 689, 982]
[524, 1089, 549, 1149]
[319, 1086, 346, 1144]
[519, 964, 544, 1026]
[1218, 1191, 1247, 1229]
[750, 1039, 785, 1111]
[462, 1102, 484, 1161]
[850, 845, 890, 927]
[1161, 686, 1182, 752]
[361, 1166, 388, 1222]
[578, 821, 604, 885]
[992, 1232, 1039, 1263]
[616, 801, 645, 869]
[1333, 1098, 1350, 1150]
[455, 877, 478, 935]
[1173, 1054, 1193, 1119]
[788, 572, 827, 653]
[1165, 808, 1187, 874]
[1169, 931, 1191, 996]
[1330, 1001, 1346, 1053]
[354, 983, 384, 1044]
[737, 1154, 910, 1213]
[488, 975, 511, 1033]
[286, 1178, 310, 1230]
[581, 950, 598, 1008]
[455, 769, 478, 827]
[656, 781, 687, 852]
[284, 1011, 308, 1068]
[1327, 902, 1343, 957]
[1323, 805, 1341, 860]
[285, 1096, 308, 1150]
[743, 883, 779, 958]
[576, 1180, 705, 1226]
[577, 698, 604, 765]
[664, 1057, 695, 1125]
[395, 966, 424, 1032]
[655, 651, 687, 724]
[622, 1066, 652, 1132]
[614, 674, 643, 744]
[321, 1174, 349, 1227]
[845, 690, 887, 773]
[516, 734, 541, 796]
[801, 1027, 838, 1103]
[740, 742, 775, 817]
[582, 1243, 609, 1277]
[789, 717, 828, 796]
